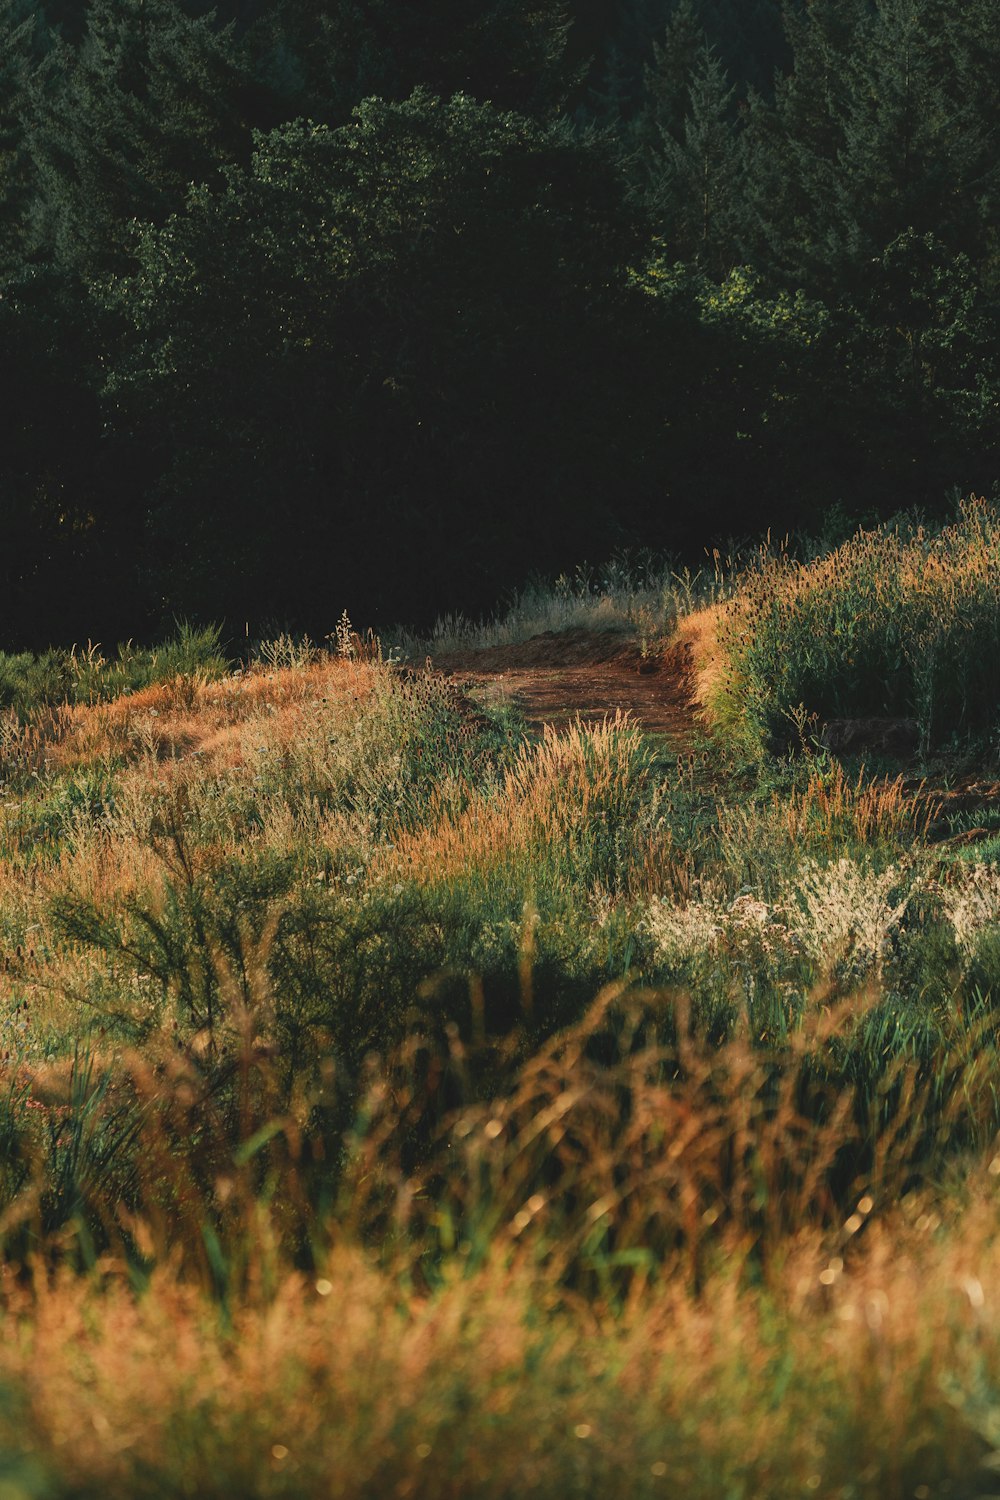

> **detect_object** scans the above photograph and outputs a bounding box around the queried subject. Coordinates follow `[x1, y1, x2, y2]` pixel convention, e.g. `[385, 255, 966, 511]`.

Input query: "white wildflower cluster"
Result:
[648, 859, 922, 987]
[647, 890, 726, 966]
[727, 893, 785, 947]
[647, 887, 793, 971]
[937, 863, 1000, 959]
[782, 858, 911, 979]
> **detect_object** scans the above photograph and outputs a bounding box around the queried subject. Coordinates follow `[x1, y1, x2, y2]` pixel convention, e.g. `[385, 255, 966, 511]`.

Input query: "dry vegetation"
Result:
[2, 521, 1000, 1494]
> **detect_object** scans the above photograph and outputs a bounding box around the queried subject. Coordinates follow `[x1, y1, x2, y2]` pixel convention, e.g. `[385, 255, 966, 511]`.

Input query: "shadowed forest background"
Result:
[0, 0, 997, 646]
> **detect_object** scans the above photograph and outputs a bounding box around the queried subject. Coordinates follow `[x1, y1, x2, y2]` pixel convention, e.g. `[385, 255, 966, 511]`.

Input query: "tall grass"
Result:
[2, 1207, 1000, 1500]
[0, 623, 229, 719]
[0, 1002, 998, 1499]
[396, 550, 734, 657]
[716, 498, 1000, 754]
[2, 644, 998, 1200]
[0, 578, 999, 1495]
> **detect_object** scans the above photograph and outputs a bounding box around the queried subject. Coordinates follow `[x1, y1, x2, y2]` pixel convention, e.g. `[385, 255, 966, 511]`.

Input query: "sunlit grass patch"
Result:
[394, 550, 734, 659]
[377, 713, 662, 890]
[0, 564, 997, 1497]
[0, 997, 998, 1498]
[715, 498, 1000, 755]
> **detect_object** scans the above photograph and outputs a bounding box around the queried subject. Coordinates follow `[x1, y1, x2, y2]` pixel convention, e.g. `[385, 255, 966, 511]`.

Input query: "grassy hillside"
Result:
[3, 519, 1000, 1495]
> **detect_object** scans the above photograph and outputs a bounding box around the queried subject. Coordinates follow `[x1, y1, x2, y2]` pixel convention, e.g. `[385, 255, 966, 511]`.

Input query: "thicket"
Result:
[0, 0, 997, 644]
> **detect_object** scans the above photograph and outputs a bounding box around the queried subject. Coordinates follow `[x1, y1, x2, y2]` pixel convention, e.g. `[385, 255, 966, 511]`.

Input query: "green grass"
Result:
[1, 523, 1000, 1494]
[0, 622, 229, 719]
[715, 497, 1000, 755]
[0, 615, 998, 1248]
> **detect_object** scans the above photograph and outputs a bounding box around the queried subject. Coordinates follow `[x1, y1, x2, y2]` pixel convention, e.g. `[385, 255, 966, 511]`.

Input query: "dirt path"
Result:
[435, 627, 1000, 844]
[434, 629, 700, 748]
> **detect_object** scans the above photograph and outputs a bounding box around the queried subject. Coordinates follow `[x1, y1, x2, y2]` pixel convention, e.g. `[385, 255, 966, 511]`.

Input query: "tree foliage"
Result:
[0, 0, 995, 644]
[102, 92, 646, 623]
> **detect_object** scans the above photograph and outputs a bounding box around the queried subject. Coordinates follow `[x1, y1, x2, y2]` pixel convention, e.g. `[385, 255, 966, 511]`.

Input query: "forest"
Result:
[0, 0, 997, 646]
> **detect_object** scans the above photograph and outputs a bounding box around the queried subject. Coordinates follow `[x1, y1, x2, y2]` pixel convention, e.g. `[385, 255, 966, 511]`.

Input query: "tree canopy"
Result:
[0, 0, 996, 643]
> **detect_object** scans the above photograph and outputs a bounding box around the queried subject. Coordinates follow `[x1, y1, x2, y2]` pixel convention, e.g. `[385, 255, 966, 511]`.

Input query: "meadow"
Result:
[4, 509, 1000, 1495]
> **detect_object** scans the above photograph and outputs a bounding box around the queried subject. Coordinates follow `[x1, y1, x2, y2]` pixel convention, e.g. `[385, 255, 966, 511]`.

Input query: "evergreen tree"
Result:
[0, 0, 51, 277]
[639, 0, 704, 144]
[838, 0, 1000, 265]
[646, 44, 744, 274]
[632, 0, 785, 237]
[740, 0, 866, 287]
[591, 0, 787, 128]
[25, 0, 248, 278]
[747, 0, 1000, 293]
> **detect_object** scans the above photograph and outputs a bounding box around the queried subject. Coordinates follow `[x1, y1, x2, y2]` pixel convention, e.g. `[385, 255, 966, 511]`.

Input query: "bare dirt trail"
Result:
[435, 625, 1000, 848]
[433, 628, 701, 748]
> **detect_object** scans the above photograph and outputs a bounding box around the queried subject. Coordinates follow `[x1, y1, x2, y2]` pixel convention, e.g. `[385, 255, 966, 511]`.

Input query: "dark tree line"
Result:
[0, 0, 997, 644]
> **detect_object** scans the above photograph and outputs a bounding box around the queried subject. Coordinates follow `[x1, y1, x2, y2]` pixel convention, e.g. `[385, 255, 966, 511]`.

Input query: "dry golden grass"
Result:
[18, 657, 382, 778]
[714, 498, 1000, 751]
[377, 713, 658, 889]
[0, 656, 397, 1047]
[780, 762, 936, 848]
[1, 1178, 999, 1498]
[674, 601, 728, 729]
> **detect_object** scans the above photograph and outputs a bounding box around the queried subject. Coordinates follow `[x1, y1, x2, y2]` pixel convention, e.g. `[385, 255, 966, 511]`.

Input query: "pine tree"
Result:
[25, 0, 247, 278]
[0, 0, 51, 278]
[836, 0, 1000, 264]
[834, 0, 956, 260]
[639, 0, 704, 144]
[740, 0, 867, 287]
[646, 43, 744, 274]
[745, 0, 1000, 293]
[632, 0, 785, 233]
[594, 0, 787, 130]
